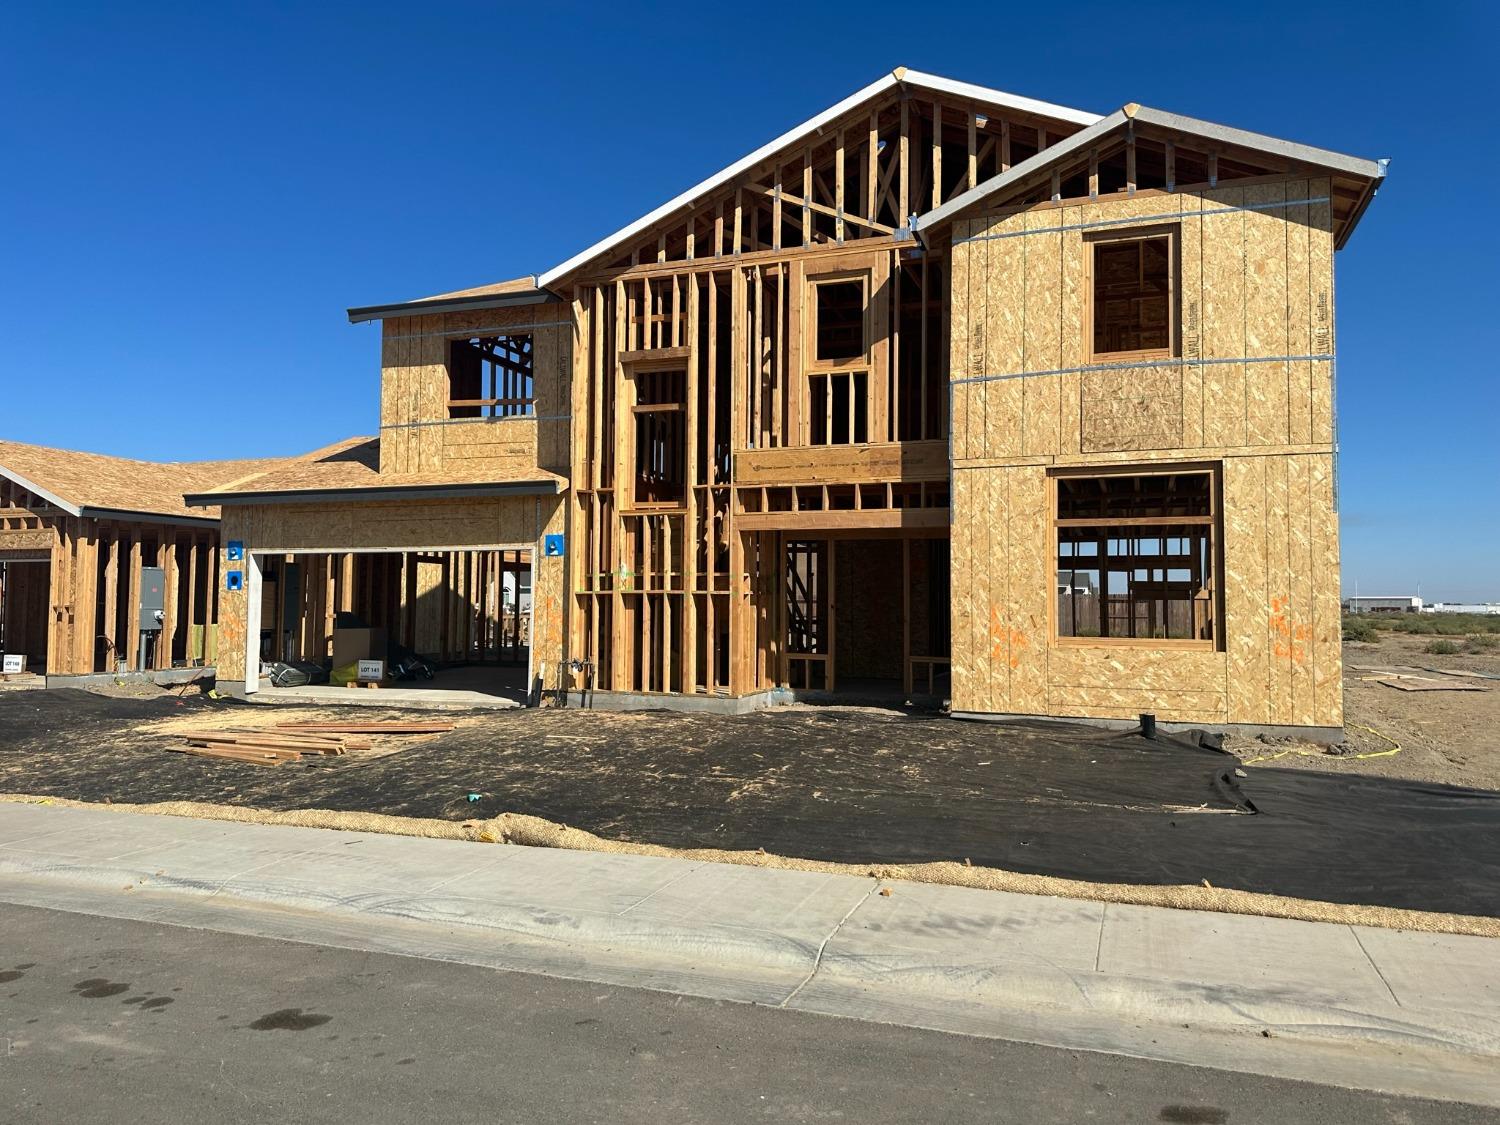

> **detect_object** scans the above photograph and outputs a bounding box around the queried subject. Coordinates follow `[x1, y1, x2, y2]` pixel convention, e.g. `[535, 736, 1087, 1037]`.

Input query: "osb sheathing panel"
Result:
[951, 453, 1340, 728]
[948, 467, 975, 705]
[215, 509, 251, 681]
[950, 177, 1334, 463]
[949, 225, 972, 459]
[1309, 191, 1335, 444]
[441, 419, 538, 464]
[1020, 210, 1062, 457]
[380, 307, 571, 476]
[1200, 184, 1247, 449]
[228, 497, 552, 553]
[1080, 365, 1183, 451]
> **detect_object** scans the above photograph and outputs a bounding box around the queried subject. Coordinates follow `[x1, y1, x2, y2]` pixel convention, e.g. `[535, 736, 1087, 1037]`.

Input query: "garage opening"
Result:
[250, 547, 533, 704]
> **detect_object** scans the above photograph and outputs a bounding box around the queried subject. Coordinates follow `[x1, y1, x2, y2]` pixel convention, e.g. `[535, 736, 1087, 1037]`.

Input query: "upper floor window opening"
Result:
[1088, 228, 1177, 362]
[812, 278, 867, 364]
[448, 334, 535, 419]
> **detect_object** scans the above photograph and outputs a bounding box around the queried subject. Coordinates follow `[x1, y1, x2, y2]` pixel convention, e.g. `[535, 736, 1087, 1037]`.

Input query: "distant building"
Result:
[1422, 602, 1500, 616]
[1057, 570, 1097, 595]
[1344, 595, 1423, 615]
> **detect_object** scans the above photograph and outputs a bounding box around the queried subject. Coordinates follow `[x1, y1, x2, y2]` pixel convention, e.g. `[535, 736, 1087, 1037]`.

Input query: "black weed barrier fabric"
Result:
[2, 690, 1498, 917]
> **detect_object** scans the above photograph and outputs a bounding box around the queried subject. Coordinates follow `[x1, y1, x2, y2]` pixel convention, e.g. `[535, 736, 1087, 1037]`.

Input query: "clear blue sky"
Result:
[2, 2, 1496, 600]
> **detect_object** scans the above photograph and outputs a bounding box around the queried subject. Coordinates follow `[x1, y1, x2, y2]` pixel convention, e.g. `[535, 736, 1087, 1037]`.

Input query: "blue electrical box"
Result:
[544, 534, 564, 557]
[225, 570, 244, 591]
[226, 540, 243, 561]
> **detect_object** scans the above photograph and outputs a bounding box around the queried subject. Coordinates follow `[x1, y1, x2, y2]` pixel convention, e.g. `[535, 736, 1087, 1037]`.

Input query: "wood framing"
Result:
[194, 69, 1379, 731]
[0, 443, 264, 676]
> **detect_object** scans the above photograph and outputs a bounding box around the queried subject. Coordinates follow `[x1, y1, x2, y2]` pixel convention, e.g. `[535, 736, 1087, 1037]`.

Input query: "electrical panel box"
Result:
[139, 566, 166, 631]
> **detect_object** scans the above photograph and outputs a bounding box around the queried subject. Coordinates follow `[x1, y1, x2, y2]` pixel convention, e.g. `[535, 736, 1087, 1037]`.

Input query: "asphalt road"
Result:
[0, 903, 1492, 1124]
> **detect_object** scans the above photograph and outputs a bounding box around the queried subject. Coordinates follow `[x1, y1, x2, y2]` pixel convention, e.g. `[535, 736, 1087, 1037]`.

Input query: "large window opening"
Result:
[448, 334, 535, 419]
[1055, 468, 1217, 645]
[1089, 231, 1175, 360]
[813, 279, 866, 363]
[804, 271, 873, 446]
[631, 367, 687, 508]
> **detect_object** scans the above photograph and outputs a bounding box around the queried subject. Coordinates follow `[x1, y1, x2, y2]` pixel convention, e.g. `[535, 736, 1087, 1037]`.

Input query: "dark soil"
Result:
[2, 690, 1497, 917]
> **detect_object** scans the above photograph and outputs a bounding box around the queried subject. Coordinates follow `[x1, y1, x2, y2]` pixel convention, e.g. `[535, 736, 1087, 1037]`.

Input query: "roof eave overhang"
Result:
[77, 506, 219, 527]
[910, 104, 1387, 245]
[0, 465, 82, 517]
[185, 480, 564, 508]
[1334, 159, 1389, 250]
[1129, 107, 1385, 182]
[346, 287, 559, 325]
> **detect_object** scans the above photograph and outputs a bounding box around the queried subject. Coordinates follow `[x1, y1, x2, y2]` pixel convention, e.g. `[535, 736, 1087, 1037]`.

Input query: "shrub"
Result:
[1424, 639, 1461, 656]
[1467, 633, 1498, 652]
[1342, 615, 1378, 643]
[1349, 612, 1500, 637]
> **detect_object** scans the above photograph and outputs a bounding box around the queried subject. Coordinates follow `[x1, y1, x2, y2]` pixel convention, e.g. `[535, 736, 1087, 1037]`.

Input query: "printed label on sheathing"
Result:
[1314, 292, 1330, 353]
[1185, 300, 1201, 362]
[970, 321, 985, 377]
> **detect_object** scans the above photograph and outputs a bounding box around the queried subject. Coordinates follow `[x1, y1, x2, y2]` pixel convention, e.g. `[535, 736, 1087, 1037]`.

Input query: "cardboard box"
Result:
[332, 627, 386, 670]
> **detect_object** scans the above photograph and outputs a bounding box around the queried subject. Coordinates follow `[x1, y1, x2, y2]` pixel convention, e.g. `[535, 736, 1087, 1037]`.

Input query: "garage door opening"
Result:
[247, 547, 533, 704]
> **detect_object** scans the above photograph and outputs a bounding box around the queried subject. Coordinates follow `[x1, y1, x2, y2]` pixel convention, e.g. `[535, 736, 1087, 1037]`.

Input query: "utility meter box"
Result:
[139, 566, 166, 631]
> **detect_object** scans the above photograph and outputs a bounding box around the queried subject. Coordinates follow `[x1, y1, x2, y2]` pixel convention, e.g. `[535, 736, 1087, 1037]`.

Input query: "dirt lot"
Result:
[1224, 633, 1500, 790]
[2, 685, 1497, 917]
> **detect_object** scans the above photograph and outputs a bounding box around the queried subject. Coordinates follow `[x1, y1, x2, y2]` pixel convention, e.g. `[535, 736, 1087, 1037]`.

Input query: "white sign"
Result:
[1, 654, 25, 674]
[356, 659, 385, 683]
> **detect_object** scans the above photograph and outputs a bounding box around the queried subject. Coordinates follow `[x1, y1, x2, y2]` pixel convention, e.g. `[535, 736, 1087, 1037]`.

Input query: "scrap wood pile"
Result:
[165, 721, 456, 767]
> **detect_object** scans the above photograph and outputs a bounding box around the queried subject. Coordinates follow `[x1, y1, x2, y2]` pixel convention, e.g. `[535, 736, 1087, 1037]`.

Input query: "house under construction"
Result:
[0, 441, 282, 678]
[194, 69, 1385, 736]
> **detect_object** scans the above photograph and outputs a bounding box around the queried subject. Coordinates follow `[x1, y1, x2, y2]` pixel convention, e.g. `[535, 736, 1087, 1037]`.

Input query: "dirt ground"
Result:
[1223, 633, 1500, 790]
[2, 684, 1498, 917]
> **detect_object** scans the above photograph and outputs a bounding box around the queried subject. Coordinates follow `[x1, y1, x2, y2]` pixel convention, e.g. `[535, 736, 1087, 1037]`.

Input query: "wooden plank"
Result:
[274, 721, 455, 734]
[171, 745, 288, 767]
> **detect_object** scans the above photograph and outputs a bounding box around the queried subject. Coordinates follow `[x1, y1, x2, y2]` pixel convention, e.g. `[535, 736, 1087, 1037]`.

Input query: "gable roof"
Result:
[534, 68, 1100, 290]
[347, 77, 1390, 322]
[912, 103, 1387, 248]
[0, 439, 295, 523]
[348, 68, 1100, 321]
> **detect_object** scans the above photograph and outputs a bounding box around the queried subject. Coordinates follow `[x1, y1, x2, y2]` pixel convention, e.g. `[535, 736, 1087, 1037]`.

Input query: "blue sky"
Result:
[2, 2, 1496, 600]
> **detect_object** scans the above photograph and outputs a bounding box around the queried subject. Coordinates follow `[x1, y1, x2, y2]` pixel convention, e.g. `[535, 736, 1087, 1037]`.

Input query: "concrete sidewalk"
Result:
[1, 801, 1496, 1107]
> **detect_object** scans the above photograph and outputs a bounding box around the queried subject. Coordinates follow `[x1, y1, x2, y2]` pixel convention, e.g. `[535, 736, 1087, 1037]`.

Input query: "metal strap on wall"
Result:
[953, 196, 1332, 246]
[952, 352, 1336, 388]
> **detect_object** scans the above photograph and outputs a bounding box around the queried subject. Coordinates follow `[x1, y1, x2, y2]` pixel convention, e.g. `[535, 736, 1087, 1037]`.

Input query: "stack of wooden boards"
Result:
[167, 720, 457, 767]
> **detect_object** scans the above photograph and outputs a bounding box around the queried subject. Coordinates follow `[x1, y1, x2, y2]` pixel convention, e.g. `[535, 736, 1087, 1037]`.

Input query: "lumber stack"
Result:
[165, 720, 456, 767]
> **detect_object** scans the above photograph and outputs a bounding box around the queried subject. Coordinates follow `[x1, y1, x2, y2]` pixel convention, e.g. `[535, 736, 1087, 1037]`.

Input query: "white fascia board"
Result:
[537, 69, 1101, 289]
[900, 70, 1101, 127]
[537, 72, 900, 289]
[0, 465, 82, 517]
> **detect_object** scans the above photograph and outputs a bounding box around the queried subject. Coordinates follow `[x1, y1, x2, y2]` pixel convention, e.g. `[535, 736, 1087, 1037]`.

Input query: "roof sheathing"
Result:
[0, 439, 296, 523]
